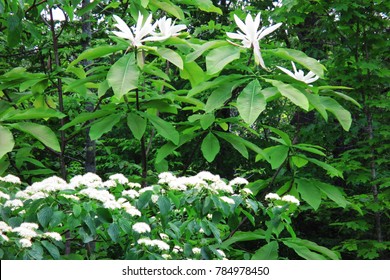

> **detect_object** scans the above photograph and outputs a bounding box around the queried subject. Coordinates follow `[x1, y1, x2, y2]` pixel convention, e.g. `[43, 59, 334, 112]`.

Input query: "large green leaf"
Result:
[157, 196, 171, 216]
[282, 240, 326, 260]
[321, 97, 352, 131]
[41, 240, 60, 260]
[206, 45, 241, 75]
[296, 178, 322, 210]
[10, 122, 61, 152]
[89, 113, 123, 141]
[263, 145, 289, 169]
[149, 0, 184, 19]
[108, 223, 120, 243]
[204, 81, 244, 113]
[188, 74, 243, 97]
[265, 79, 309, 111]
[107, 53, 139, 100]
[60, 110, 114, 130]
[155, 48, 183, 70]
[69, 45, 125, 67]
[127, 112, 147, 141]
[146, 114, 179, 145]
[200, 113, 215, 130]
[5, 108, 66, 121]
[155, 134, 198, 163]
[180, 61, 205, 87]
[186, 40, 227, 62]
[252, 241, 279, 260]
[263, 126, 292, 147]
[266, 48, 326, 77]
[214, 131, 249, 159]
[219, 229, 266, 249]
[315, 181, 347, 208]
[201, 132, 220, 162]
[37, 207, 53, 228]
[289, 238, 339, 260]
[237, 80, 266, 126]
[305, 156, 343, 178]
[0, 125, 14, 159]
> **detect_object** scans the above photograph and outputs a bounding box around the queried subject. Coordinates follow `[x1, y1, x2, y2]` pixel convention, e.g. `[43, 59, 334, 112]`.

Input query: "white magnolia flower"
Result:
[19, 238, 33, 248]
[150, 16, 186, 41]
[277, 62, 319, 84]
[265, 193, 281, 200]
[227, 13, 282, 69]
[132, 222, 151, 234]
[43, 232, 62, 241]
[281, 194, 300, 206]
[112, 13, 154, 47]
[0, 174, 21, 184]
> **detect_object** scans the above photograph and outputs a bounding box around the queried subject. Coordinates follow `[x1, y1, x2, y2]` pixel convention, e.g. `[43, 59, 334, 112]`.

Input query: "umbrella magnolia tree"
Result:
[0, 0, 362, 260]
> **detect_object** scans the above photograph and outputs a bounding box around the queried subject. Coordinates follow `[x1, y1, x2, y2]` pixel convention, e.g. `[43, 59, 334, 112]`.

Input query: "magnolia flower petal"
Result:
[304, 75, 320, 84]
[234, 14, 249, 35]
[258, 22, 282, 40]
[226, 32, 246, 41]
[253, 42, 266, 69]
[171, 24, 187, 34]
[277, 66, 296, 79]
[112, 31, 133, 40]
[113, 15, 133, 36]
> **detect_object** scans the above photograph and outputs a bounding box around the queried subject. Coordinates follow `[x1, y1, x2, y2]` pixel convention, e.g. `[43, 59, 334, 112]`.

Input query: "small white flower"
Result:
[0, 221, 12, 232]
[103, 200, 122, 210]
[109, 173, 129, 185]
[227, 13, 282, 69]
[172, 245, 183, 253]
[122, 204, 142, 217]
[29, 192, 48, 200]
[265, 193, 281, 200]
[122, 189, 139, 199]
[132, 222, 151, 234]
[138, 238, 154, 246]
[20, 223, 39, 230]
[241, 188, 253, 195]
[159, 233, 169, 240]
[112, 13, 154, 47]
[207, 214, 213, 220]
[229, 177, 249, 186]
[149, 16, 186, 41]
[0, 233, 9, 242]
[128, 182, 142, 189]
[277, 62, 320, 84]
[216, 249, 226, 258]
[43, 232, 62, 241]
[4, 199, 24, 210]
[13, 227, 38, 239]
[0, 191, 10, 200]
[158, 172, 176, 184]
[220, 196, 235, 205]
[196, 171, 220, 182]
[0, 174, 21, 184]
[151, 194, 159, 203]
[19, 238, 32, 248]
[162, 254, 171, 259]
[138, 186, 155, 194]
[70, 173, 102, 189]
[152, 239, 170, 251]
[192, 247, 201, 255]
[281, 194, 300, 206]
[102, 180, 116, 188]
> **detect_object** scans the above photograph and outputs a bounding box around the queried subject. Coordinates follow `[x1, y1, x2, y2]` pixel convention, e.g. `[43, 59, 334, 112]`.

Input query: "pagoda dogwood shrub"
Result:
[0, 173, 338, 260]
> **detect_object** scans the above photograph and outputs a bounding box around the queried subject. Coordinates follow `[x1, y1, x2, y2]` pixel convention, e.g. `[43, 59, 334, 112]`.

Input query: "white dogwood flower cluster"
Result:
[132, 222, 151, 234]
[138, 238, 170, 251]
[0, 174, 21, 184]
[265, 192, 300, 206]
